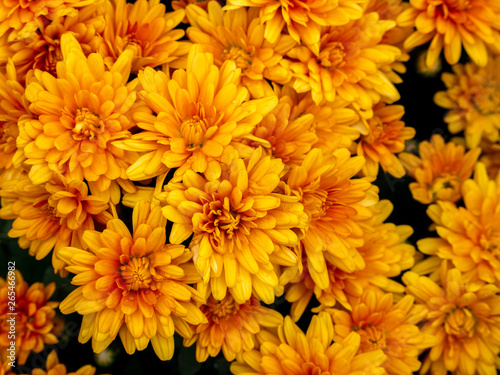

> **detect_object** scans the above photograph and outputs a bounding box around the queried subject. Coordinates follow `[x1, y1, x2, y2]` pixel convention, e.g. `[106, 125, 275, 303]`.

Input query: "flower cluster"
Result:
[0, 0, 500, 373]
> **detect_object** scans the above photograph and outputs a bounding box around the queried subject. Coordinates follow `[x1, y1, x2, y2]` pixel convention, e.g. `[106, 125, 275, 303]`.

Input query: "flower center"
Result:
[357, 325, 387, 351]
[180, 116, 208, 151]
[473, 83, 500, 116]
[434, 0, 472, 22]
[73, 108, 103, 141]
[480, 228, 500, 253]
[431, 174, 460, 199]
[444, 307, 476, 338]
[203, 295, 240, 324]
[302, 188, 331, 221]
[119, 256, 153, 291]
[221, 46, 252, 71]
[319, 42, 346, 69]
[43, 43, 62, 76]
[124, 32, 143, 57]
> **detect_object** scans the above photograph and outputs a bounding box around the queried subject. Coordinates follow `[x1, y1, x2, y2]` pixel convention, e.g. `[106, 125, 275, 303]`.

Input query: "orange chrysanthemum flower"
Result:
[434, 56, 500, 148]
[225, 0, 365, 55]
[331, 289, 436, 375]
[286, 200, 414, 320]
[0, 170, 111, 275]
[354, 102, 415, 178]
[0, 271, 59, 365]
[287, 11, 401, 107]
[185, 2, 296, 98]
[417, 163, 500, 286]
[230, 312, 387, 375]
[404, 263, 500, 375]
[399, 134, 480, 204]
[31, 350, 96, 375]
[397, 0, 500, 69]
[57, 200, 206, 360]
[99, 0, 190, 73]
[160, 147, 306, 304]
[184, 294, 283, 362]
[15, 33, 141, 195]
[118, 45, 278, 182]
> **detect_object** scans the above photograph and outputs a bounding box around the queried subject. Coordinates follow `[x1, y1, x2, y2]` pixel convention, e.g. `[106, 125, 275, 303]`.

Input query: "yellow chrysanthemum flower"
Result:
[99, 0, 190, 73]
[58, 200, 206, 360]
[417, 163, 500, 286]
[404, 262, 500, 375]
[397, 0, 500, 69]
[118, 44, 278, 182]
[159, 147, 306, 304]
[225, 0, 365, 55]
[230, 312, 387, 375]
[184, 294, 283, 362]
[286, 200, 414, 320]
[186, 2, 296, 98]
[30, 350, 96, 375]
[434, 56, 500, 149]
[0, 271, 59, 365]
[354, 102, 415, 178]
[0, 170, 112, 275]
[287, 11, 401, 107]
[399, 134, 480, 204]
[15, 33, 141, 196]
[331, 289, 436, 375]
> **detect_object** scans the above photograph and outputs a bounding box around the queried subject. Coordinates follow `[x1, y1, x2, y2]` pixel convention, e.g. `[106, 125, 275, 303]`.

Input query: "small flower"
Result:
[0, 271, 59, 365]
[30, 350, 97, 375]
[399, 134, 480, 204]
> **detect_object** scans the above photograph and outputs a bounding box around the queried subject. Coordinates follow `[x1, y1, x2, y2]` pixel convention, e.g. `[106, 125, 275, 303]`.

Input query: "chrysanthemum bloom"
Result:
[0, 59, 29, 171]
[0, 271, 59, 365]
[479, 139, 500, 178]
[30, 350, 96, 375]
[99, 0, 190, 73]
[58, 200, 207, 360]
[184, 294, 283, 362]
[417, 163, 500, 286]
[225, 0, 366, 56]
[186, 2, 296, 98]
[433, 56, 500, 148]
[397, 0, 500, 69]
[354, 102, 415, 178]
[287, 11, 401, 107]
[404, 263, 500, 375]
[118, 45, 278, 182]
[286, 200, 414, 320]
[15, 33, 141, 195]
[2, 6, 105, 78]
[331, 289, 436, 375]
[0, 170, 111, 275]
[230, 312, 387, 375]
[160, 147, 306, 304]
[399, 134, 480, 204]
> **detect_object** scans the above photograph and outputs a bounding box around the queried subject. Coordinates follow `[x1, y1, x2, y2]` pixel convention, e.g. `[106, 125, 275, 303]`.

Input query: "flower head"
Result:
[31, 350, 96, 375]
[404, 262, 500, 375]
[0, 271, 59, 365]
[58, 200, 206, 360]
[434, 56, 500, 148]
[399, 134, 480, 204]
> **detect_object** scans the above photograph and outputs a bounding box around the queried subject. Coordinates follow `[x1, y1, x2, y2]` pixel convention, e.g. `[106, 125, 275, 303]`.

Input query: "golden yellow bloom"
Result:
[160, 147, 306, 304]
[99, 0, 190, 73]
[184, 294, 283, 362]
[30, 350, 96, 375]
[397, 0, 500, 69]
[399, 134, 480, 204]
[417, 163, 500, 286]
[0, 271, 59, 365]
[58, 200, 206, 360]
[288, 11, 401, 108]
[230, 312, 387, 375]
[331, 289, 436, 375]
[118, 44, 278, 181]
[286, 200, 414, 320]
[404, 262, 500, 375]
[0, 170, 111, 275]
[225, 0, 365, 55]
[354, 102, 415, 178]
[186, 2, 296, 99]
[16, 33, 141, 195]
[434, 56, 500, 148]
